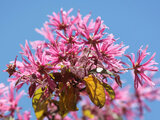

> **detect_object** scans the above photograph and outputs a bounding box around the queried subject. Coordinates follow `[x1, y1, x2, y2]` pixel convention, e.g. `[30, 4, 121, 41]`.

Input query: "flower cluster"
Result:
[0, 83, 30, 120]
[3, 9, 160, 120]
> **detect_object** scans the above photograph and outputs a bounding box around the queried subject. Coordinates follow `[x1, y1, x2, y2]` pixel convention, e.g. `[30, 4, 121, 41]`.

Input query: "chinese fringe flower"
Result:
[0, 83, 30, 120]
[125, 46, 158, 88]
[4, 9, 160, 120]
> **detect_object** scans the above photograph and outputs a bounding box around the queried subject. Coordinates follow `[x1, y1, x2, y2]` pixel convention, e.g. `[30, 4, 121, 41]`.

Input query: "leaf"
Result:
[49, 72, 63, 82]
[89, 68, 122, 87]
[49, 73, 55, 80]
[59, 85, 78, 117]
[65, 86, 78, 111]
[115, 75, 122, 87]
[59, 91, 68, 117]
[112, 113, 123, 120]
[4, 117, 15, 120]
[102, 83, 115, 100]
[47, 78, 56, 91]
[83, 75, 106, 108]
[32, 88, 48, 120]
[83, 109, 94, 119]
[29, 83, 36, 98]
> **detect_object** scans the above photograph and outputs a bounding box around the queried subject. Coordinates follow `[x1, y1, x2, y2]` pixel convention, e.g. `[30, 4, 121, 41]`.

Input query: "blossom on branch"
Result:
[125, 46, 158, 88]
[0, 83, 30, 120]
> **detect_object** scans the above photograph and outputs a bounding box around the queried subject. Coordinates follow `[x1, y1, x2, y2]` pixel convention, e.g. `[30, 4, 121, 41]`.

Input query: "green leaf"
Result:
[84, 75, 106, 108]
[103, 83, 115, 100]
[32, 88, 48, 120]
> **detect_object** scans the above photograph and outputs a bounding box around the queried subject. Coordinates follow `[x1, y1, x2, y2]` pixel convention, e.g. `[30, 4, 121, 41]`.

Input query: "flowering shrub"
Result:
[2, 9, 160, 120]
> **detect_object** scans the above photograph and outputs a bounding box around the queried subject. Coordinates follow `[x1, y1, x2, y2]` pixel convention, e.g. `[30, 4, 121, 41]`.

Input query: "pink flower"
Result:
[125, 46, 158, 88]
[80, 16, 107, 44]
[133, 78, 160, 117]
[56, 27, 80, 45]
[17, 111, 31, 120]
[0, 83, 30, 119]
[47, 8, 79, 31]
[17, 40, 57, 88]
[35, 23, 57, 45]
[97, 34, 129, 71]
[46, 38, 80, 67]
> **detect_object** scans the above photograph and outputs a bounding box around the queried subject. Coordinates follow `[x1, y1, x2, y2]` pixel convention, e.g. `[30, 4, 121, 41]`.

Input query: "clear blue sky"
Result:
[0, 0, 160, 120]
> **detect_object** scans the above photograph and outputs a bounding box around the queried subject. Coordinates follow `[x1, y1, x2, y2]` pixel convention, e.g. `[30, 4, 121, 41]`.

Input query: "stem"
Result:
[120, 67, 134, 71]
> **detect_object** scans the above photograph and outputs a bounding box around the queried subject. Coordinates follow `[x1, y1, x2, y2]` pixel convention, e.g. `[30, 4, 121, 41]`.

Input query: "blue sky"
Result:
[0, 0, 160, 120]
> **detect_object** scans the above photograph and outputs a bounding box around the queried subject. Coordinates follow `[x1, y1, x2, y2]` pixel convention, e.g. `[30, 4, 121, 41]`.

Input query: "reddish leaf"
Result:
[29, 83, 36, 98]
[49, 72, 63, 82]
[47, 78, 56, 92]
[115, 75, 122, 87]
